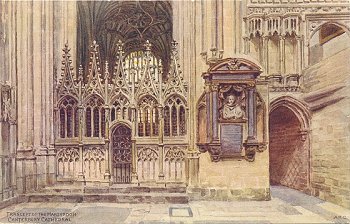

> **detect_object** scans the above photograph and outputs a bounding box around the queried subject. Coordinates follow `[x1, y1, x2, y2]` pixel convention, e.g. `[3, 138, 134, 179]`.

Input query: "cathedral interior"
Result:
[0, 0, 349, 214]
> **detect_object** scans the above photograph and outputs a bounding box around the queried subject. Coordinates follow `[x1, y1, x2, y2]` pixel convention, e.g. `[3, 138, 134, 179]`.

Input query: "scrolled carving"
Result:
[208, 146, 221, 162]
[244, 145, 257, 162]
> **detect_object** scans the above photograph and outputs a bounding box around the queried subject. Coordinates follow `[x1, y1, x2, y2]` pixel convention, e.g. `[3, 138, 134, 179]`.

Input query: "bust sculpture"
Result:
[221, 94, 244, 120]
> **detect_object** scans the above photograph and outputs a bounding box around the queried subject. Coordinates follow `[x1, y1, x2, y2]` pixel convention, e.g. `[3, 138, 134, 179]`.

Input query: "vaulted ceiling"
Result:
[77, 1, 173, 69]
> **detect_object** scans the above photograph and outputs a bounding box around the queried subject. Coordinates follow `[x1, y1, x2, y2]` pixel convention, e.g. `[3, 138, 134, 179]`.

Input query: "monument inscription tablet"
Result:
[220, 124, 243, 155]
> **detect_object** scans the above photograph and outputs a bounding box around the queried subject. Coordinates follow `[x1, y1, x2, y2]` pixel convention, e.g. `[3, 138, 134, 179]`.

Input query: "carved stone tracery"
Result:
[55, 38, 188, 183]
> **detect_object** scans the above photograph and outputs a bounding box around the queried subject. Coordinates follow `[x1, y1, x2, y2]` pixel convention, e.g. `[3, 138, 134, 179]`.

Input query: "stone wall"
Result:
[191, 150, 270, 201]
[303, 40, 350, 208]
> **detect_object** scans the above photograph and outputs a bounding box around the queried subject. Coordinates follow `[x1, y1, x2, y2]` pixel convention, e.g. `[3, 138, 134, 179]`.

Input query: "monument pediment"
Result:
[208, 57, 262, 73]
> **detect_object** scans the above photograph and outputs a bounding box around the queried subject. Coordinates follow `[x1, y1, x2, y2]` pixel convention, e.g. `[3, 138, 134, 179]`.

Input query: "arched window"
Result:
[85, 96, 104, 138]
[164, 106, 170, 136]
[137, 96, 158, 137]
[164, 95, 187, 137]
[110, 95, 130, 122]
[86, 107, 92, 137]
[309, 23, 350, 65]
[93, 108, 100, 137]
[171, 105, 177, 135]
[58, 97, 78, 138]
[319, 23, 345, 45]
[179, 106, 186, 136]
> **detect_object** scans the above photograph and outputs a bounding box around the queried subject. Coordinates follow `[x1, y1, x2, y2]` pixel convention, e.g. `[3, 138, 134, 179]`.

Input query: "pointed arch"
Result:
[270, 96, 310, 130]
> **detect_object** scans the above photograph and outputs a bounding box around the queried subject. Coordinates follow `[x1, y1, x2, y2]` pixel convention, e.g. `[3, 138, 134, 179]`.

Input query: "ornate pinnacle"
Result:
[91, 40, 99, 52]
[78, 65, 84, 81]
[117, 40, 124, 52]
[63, 43, 70, 55]
[104, 61, 110, 79]
[171, 40, 178, 52]
[144, 40, 152, 51]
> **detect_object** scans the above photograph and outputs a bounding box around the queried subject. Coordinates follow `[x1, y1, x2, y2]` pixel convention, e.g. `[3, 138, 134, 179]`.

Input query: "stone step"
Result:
[24, 192, 189, 204]
[38, 185, 187, 194]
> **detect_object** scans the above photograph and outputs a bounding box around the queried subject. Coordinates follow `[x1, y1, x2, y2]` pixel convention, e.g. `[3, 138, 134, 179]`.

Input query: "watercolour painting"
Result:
[0, 0, 349, 223]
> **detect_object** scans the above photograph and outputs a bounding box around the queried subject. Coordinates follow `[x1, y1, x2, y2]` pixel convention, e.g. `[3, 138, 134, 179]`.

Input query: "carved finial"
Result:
[78, 65, 84, 81]
[144, 40, 152, 51]
[63, 43, 70, 55]
[91, 40, 99, 52]
[117, 40, 124, 52]
[171, 40, 179, 58]
[116, 40, 124, 61]
[104, 61, 110, 79]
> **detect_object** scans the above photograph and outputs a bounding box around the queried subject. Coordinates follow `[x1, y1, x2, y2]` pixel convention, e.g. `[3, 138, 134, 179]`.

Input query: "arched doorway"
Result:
[111, 124, 132, 183]
[269, 98, 310, 192]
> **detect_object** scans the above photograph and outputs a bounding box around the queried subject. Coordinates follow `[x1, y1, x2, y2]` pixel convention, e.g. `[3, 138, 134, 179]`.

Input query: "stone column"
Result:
[77, 105, 84, 181]
[131, 106, 138, 184]
[211, 84, 219, 141]
[244, 37, 250, 55]
[247, 88, 257, 141]
[104, 106, 111, 181]
[279, 36, 285, 75]
[205, 83, 211, 142]
[296, 37, 302, 75]
[158, 106, 165, 180]
[263, 36, 269, 74]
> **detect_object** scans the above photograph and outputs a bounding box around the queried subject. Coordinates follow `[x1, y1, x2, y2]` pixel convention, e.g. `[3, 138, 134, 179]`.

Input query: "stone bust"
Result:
[221, 94, 244, 120]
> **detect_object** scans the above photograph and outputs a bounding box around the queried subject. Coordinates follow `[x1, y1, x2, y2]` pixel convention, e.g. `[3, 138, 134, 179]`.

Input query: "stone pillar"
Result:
[279, 36, 285, 75]
[211, 84, 219, 141]
[187, 152, 200, 187]
[296, 37, 302, 75]
[263, 36, 269, 74]
[247, 88, 257, 140]
[77, 105, 84, 180]
[205, 83, 211, 142]
[131, 106, 138, 184]
[104, 106, 111, 181]
[244, 37, 250, 55]
[158, 107, 165, 180]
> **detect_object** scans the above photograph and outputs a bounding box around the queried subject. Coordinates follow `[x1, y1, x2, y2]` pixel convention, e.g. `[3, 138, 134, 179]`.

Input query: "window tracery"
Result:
[55, 39, 188, 184]
[164, 96, 186, 137]
[137, 96, 159, 137]
[111, 95, 130, 122]
[85, 96, 105, 138]
[58, 97, 78, 138]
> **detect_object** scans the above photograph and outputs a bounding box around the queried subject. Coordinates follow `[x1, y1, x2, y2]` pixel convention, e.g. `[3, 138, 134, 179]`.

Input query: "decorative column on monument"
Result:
[198, 51, 265, 162]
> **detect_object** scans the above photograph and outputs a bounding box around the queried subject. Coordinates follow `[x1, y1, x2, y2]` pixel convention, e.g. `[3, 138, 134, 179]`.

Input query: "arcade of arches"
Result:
[0, 0, 350, 210]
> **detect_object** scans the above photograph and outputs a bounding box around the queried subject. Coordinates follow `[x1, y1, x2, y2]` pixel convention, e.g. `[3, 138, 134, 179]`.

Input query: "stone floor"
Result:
[0, 186, 349, 224]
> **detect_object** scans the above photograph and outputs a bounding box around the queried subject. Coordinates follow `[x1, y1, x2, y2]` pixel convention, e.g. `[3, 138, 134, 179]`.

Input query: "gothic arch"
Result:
[164, 93, 188, 107]
[309, 21, 350, 43]
[57, 95, 79, 107]
[269, 96, 311, 192]
[110, 120, 132, 134]
[270, 96, 310, 131]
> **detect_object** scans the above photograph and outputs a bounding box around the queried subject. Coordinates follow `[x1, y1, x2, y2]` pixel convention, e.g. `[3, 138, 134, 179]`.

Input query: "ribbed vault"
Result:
[77, 1, 173, 69]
